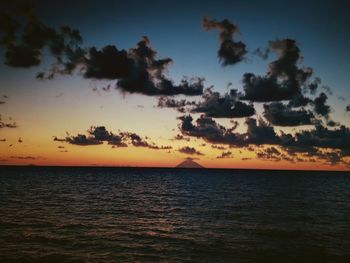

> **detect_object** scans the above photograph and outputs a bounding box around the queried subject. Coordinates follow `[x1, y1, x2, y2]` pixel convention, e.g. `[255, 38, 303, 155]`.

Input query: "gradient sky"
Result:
[1, 0, 350, 170]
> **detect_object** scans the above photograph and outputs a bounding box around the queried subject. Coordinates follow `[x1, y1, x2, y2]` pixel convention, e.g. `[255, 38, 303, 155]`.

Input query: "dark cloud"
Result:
[1, 6, 204, 97]
[157, 88, 255, 118]
[321, 85, 332, 95]
[10, 155, 37, 160]
[253, 47, 270, 60]
[203, 16, 247, 66]
[178, 146, 203, 156]
[55, 126, 171, 150]
[0, 138, 6, 142]
[263, 102, 314, 126]
[84, 45, 131, 79]
[313, 92, 330, 117]
[258, 147, 281, 158]
[216, 151, 232, 159]
[157, 96, 195, 113]
[78, 37, 204, 96]
[173, 134, 190, 141]
[18, 137, 22, 143]
[294, 125, 350, 151]
[256, 146, 281, 161]
[242, 39, 313, 102]
[346, 105, 350, 112]
[65, 134, 102, 146]
[178, 114, 244, 146]
[0, 116, 17, 128]
[5, 44, 41, 67]
[306, 77, 321, 95]
[123, 131, 171, 149]
[256, 144, 347, 166]
[178, 115, 281, 147]
[327, 120, 340, 127]
[287, 94, 312, 108]
[245, 118, 281, 145]
[191, 88, 255, 118]
[57, 145, 65, 149]
[0, 101, 5, 105]
[178, 114, 350, 164]
[0, 4, 84, 69]
[211, 145, 226, 150]
[87, 126, 127, 147]
[64, 126, 126, 147]
[53, 136, 66, 142]
[116, 38, 205, 96]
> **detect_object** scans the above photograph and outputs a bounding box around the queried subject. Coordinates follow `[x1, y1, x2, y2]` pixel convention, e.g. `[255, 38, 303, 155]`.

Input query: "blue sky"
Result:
[30, 0, 350, 96]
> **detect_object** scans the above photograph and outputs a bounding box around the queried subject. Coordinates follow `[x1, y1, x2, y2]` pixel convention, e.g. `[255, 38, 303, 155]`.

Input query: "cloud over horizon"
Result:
[54, 126, 172, 150]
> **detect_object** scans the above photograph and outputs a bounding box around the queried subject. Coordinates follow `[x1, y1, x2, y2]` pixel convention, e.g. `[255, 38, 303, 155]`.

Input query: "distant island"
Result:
[176, 158, 204, 168]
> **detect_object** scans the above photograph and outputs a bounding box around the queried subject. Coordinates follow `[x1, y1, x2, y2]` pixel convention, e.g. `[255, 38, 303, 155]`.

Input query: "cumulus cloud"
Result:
[191, 88, 255, 118]
[294, 125, 350, 151]
[178, 114, 244, 146]
[47, 36, 205, 96]
[84, 45, 131, 80]
[157, 88, 255, 118]
[203, 16, 247, 66]
[263, 102, 314, 126]
[178, 146, 203, 155]
[115, 37, 204, 96]
[178, 115, 280, 146]
[242, 39, 313, 102]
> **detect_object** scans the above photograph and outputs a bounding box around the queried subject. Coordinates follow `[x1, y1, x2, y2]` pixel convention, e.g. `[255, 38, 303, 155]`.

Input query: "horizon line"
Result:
[0, 164, 349, 173]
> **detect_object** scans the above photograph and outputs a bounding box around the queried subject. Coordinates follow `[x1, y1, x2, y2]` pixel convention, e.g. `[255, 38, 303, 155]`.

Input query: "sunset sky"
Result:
[1, 0, 350, 170]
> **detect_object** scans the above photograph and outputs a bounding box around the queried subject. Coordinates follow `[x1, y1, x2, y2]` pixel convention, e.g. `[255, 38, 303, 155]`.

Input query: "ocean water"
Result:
[0, 166, 349, 262]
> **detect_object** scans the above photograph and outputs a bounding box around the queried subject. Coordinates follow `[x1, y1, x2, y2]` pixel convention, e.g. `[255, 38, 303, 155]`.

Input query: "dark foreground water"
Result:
[0, 166, 350, 262]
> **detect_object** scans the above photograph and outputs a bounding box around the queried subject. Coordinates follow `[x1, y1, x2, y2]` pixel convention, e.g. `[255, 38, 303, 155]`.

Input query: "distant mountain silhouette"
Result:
[176, 158, 204, 168]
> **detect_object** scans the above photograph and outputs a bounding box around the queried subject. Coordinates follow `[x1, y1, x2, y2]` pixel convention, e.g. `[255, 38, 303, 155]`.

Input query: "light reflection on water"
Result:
[0, 166, 350, 262]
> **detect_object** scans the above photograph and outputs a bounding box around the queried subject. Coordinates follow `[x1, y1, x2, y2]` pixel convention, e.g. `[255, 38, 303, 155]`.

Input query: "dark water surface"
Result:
[0, 166, 350, 262]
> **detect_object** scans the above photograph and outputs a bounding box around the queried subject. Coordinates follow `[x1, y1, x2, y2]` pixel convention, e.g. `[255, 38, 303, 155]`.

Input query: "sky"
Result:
[0, 0, 350, 170]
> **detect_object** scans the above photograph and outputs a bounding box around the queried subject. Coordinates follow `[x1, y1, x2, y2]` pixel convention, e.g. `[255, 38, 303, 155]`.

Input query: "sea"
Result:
[0, 166, 349, 262]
